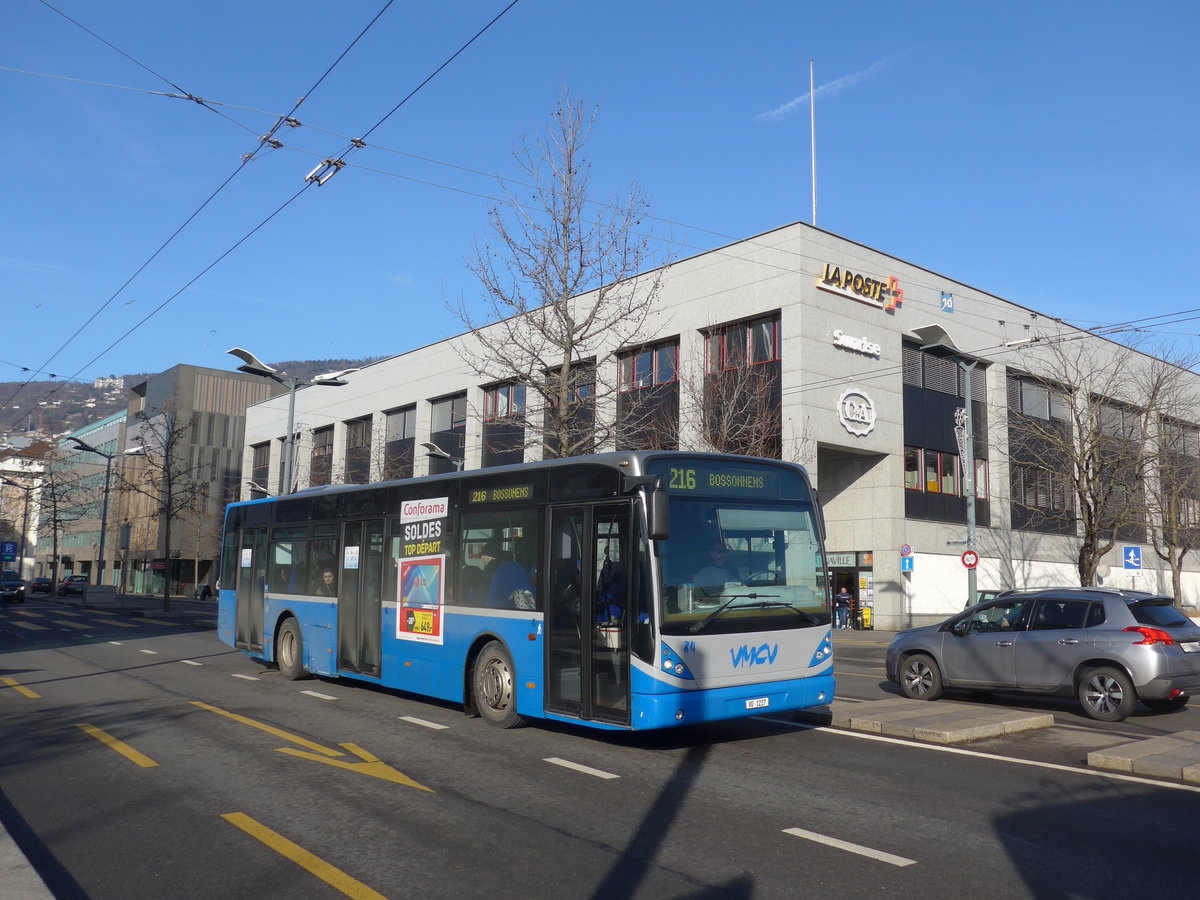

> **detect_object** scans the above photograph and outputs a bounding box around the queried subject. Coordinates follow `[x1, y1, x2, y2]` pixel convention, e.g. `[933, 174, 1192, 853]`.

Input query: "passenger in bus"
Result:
[272, 566, 295, 594]
[314, 569, 337, 597]
[480, 538, 535, 609]
[693, 542, 741, 598]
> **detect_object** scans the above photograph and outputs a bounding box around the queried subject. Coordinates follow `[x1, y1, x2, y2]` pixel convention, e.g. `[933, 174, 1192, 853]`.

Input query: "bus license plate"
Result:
[745, 697, 769, 710]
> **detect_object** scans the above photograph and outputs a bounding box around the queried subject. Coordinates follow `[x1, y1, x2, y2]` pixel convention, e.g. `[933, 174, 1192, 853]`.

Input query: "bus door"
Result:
[337, 519, 384, 676]
[236, 527, 268, 651]
[546, 504, 631, 725]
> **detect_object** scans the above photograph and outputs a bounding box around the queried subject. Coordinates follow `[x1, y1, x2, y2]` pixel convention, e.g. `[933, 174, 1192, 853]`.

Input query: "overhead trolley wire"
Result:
[3, 0, 522, 410]
[0, 0, 403, 417]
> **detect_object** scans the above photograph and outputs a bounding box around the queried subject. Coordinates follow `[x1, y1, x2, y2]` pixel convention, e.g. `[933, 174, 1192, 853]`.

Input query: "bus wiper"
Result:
[752, 602, 818, 625]
[689, 593, 780, 633]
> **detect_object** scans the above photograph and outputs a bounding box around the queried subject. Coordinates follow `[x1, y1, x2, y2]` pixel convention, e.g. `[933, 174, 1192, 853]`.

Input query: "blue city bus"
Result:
[217, 451, 833, 730]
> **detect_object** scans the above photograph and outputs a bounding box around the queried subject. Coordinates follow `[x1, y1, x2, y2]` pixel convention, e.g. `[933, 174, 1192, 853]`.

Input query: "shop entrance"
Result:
[828, 551, 874, 629]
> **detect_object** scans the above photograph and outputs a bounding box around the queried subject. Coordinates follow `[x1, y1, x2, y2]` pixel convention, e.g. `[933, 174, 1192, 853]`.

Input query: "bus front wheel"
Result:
[473, 641, 524, 729]
[277, 618, 309, 681]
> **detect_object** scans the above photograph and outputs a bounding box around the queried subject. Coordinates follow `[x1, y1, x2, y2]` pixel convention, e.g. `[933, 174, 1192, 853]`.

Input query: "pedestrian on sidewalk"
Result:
[199, 583, 212, 601]
[835, 586, 851, 629]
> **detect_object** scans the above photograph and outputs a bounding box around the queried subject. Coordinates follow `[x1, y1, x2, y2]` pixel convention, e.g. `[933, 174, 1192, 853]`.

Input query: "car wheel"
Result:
[276, 618, 309, 681]
[472, 640, 525, 728]
[1078, 666, 1135, 721]
[1143, 696, 1189, 714]
[899, 652, 943, 701]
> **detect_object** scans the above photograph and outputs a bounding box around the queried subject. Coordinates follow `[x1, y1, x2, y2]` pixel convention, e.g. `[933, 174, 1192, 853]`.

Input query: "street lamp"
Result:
[1, 477, 35, 580]
[68, 438, 147, 588]
[227, 348, 353, 494]
[913, 325, 984, 609]
[420, 440, 464, 471]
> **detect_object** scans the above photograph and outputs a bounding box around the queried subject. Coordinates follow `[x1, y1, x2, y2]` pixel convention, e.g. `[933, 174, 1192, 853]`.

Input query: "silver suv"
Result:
[886, 588, 1200, 721]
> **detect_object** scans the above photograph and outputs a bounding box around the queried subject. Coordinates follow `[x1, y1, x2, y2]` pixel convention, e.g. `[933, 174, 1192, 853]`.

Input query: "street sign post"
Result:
[1123, 546, 1142, 577]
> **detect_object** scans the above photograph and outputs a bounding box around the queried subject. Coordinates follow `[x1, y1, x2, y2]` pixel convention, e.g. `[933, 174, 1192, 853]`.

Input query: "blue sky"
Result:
[2, 0, 1198, 388]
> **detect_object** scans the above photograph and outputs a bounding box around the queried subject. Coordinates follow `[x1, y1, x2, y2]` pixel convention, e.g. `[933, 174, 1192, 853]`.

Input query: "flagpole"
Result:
[810, 58, 817, 226]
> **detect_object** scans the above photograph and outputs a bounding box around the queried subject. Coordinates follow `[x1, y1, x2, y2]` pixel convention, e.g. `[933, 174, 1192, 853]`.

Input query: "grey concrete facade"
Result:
[241, 221, 1200, 629]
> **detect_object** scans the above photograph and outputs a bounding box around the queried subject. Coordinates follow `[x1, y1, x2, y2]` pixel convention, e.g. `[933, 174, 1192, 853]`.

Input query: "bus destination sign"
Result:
[468, 484, 533, 504]
[652, 461, 781, 497]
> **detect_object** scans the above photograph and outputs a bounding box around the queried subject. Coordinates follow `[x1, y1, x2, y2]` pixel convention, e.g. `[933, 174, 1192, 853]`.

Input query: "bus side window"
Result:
[459, 509, 541, 610]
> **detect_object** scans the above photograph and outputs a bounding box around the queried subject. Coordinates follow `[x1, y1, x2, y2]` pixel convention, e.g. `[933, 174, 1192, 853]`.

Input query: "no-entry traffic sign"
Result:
[961, 550, 979, 569]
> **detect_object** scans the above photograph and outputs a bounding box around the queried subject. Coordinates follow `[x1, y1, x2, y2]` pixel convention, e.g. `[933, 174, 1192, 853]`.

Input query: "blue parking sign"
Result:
[1, 541, 16, 562]
[1123, 546, 1141, 570]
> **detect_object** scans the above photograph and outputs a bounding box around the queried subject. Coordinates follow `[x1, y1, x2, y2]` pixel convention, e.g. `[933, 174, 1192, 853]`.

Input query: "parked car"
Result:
[58, 574, 89, 596]
[886, 587, 1200, 721]
[965, 588, 1006, 609]
[29, 577, 52, 594]
[1, 570, 25, 604]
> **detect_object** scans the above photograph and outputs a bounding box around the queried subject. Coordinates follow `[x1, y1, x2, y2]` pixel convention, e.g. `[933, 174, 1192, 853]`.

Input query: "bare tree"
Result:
[1007, 333, 1194, 586]
[450, 88, 672, 459]
[35, 450, 92, 591]
[120, 408, 209, 611]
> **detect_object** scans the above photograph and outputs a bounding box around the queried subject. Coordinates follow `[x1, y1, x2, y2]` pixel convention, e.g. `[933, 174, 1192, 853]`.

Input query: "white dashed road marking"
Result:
[399, 716, 448, 730]
[301, 690, 338, 701]
[783, 827, 916, 867]
[543, 757, 619, 780]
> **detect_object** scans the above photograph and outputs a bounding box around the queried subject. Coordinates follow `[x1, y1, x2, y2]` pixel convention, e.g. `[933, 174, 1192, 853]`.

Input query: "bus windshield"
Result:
[657, 497, 828, 636]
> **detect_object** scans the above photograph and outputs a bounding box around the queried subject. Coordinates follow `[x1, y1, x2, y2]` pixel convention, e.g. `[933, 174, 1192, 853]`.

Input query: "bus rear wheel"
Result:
[473, 641, 524, 729]
[277, 618, 309, 681]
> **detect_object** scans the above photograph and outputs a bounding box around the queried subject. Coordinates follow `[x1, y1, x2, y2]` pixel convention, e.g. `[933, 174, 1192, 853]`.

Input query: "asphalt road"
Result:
[2, 603, 1198, 899]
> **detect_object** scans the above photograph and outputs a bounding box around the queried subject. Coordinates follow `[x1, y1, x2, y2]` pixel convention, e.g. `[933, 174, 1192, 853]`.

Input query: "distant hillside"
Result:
[0, 356, 387, 440]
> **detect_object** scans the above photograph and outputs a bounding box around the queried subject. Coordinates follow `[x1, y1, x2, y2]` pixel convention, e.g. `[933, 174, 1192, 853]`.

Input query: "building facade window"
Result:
[482, 382, 525, 468]
[310, 426, 333, 486]
[1007, 372, 1078, 535]
[698, 317, 783, 457]
[429, 394, 466, 475]
[484, 383, 526, 420]
[344, 417, 372, 485]
[251, 442, 269, 490]
[902, 341, 989, 526]
[705, 315, 779, 373]
[620, 340, 678, 391]
[904, 447, 989, 500]
[383, 406, 415, 480]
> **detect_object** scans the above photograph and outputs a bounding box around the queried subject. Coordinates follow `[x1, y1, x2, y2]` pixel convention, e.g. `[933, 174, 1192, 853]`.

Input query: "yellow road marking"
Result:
[76, 723, 159, 768]
[53, 619, 91, 630]
[1, 676, 41, 698]
[275, 742, 433, 792]
[138, 617, 180, 626]
[13, 610, 43, 617]
[11, 621, 49, 631]
[190, 701, 343, 757]
[221, 812, 387, 900]
[95, 618, 139, 628]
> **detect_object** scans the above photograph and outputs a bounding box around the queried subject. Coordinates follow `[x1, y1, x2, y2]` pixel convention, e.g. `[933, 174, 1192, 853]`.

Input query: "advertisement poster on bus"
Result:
[397, 554, 444, 645]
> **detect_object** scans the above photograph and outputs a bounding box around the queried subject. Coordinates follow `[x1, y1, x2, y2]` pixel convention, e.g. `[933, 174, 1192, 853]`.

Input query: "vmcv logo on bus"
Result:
[730, 643, 779, 668]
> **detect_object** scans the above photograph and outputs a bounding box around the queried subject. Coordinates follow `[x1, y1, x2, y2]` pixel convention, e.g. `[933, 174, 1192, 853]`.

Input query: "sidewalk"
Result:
[0, 824, 53, 900]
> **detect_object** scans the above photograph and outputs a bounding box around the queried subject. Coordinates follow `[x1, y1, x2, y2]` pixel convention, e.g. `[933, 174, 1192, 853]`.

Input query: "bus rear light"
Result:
[1123, 626, 1175, 646]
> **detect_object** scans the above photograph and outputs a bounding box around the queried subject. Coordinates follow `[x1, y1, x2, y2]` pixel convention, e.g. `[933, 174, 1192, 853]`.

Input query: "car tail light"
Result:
[1123, 625, 1175, 646]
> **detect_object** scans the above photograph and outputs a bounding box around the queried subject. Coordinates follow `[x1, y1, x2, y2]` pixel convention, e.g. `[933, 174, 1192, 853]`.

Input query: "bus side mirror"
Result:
[647, 487, 670, 541]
